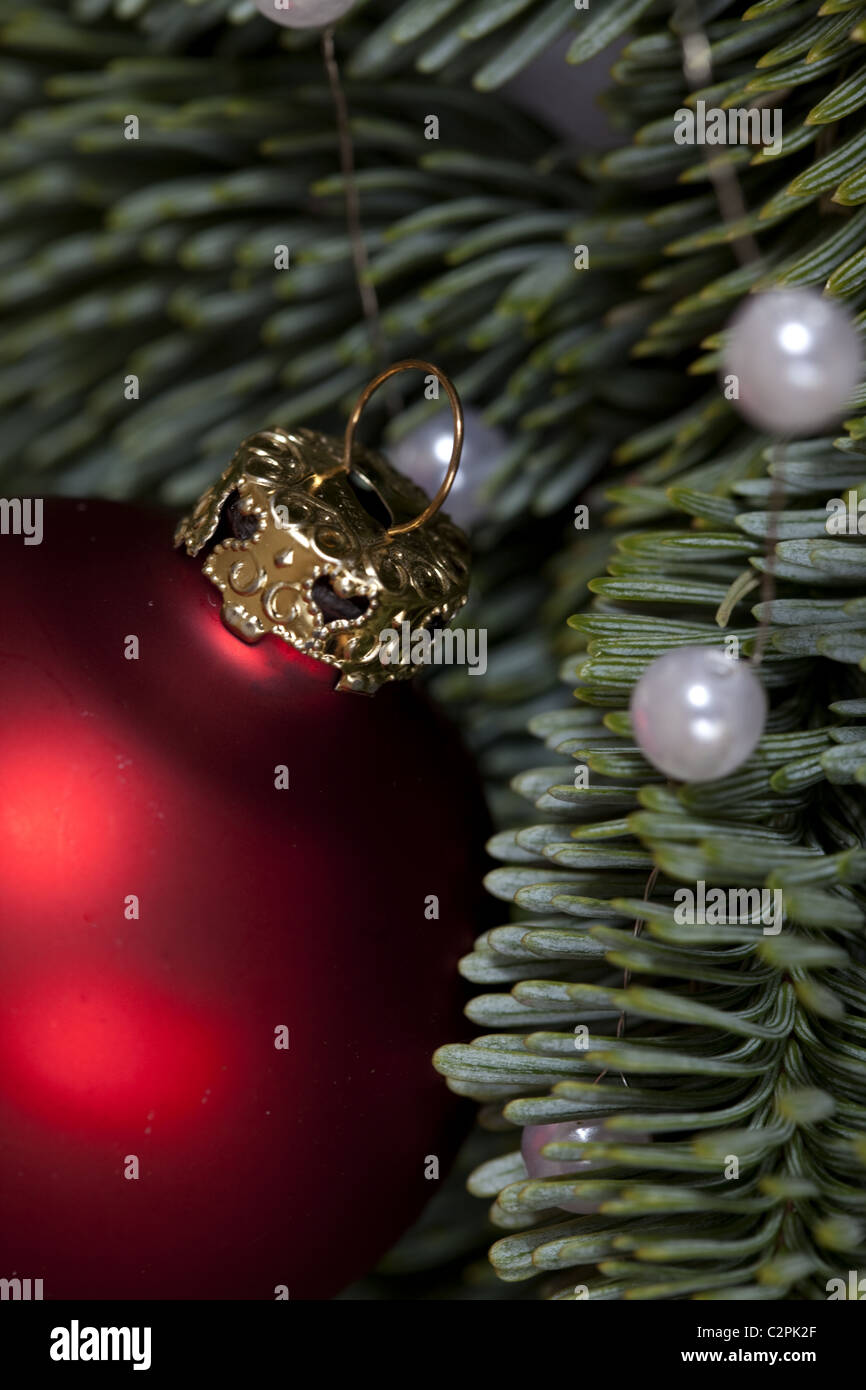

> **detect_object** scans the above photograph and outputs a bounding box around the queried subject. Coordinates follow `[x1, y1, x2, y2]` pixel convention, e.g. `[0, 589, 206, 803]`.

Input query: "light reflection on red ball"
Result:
[1, 971, 233, 1133]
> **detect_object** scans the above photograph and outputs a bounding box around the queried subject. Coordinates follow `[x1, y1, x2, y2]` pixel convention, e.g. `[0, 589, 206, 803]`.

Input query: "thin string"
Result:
[592, 6, 787, 1095]
[593, 867, 659, 1090]
[676, 1, 760, 268]
[674, 0, 785, 669]
[320, 25, 388, 379]
[749, 441, 784, 667]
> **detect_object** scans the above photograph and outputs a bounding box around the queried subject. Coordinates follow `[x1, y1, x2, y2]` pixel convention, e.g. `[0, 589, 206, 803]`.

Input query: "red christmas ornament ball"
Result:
[0, 499, 485, 1299]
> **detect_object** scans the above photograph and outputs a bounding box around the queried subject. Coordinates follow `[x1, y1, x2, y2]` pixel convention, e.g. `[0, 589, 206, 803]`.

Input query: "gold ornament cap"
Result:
[175, 360, 471, 694]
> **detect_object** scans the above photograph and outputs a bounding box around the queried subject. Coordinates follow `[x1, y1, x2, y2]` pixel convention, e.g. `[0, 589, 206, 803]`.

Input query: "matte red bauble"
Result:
[0, 438, 484, 1299]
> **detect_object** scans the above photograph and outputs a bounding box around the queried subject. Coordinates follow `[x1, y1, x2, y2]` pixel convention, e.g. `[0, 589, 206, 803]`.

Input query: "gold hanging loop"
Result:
[314, 359, 464, 537]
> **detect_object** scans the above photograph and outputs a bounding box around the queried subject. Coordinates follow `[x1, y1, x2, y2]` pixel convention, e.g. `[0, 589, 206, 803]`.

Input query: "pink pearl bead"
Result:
[521, 1121, 648, 1214]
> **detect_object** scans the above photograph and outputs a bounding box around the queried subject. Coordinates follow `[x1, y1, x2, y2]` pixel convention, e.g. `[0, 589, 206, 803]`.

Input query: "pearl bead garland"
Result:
[630, 647, 766, 783]
[254, 0, 356, 29]
[723, 288, 863, 436]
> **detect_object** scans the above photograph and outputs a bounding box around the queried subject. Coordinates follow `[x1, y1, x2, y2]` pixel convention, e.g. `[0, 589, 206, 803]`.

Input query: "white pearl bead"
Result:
[521, 1121, 647, 1214]
[388, 407, 506, 530]
[254, 0, 356, 28]
[723, 289, 863, 436]
[630, 646, 766, 782]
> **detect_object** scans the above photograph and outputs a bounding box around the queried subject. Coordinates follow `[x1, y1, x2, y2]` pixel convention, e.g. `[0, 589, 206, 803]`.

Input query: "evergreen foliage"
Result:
[434, 0, 866, 1300]
[3, 0, 866, 1299]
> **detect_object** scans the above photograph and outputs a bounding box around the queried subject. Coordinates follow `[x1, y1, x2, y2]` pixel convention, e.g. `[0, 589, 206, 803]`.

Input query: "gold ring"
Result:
[315, 359, 464, 537]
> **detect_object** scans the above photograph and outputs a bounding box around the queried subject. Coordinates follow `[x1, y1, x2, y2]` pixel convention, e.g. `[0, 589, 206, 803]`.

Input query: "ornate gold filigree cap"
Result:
[174, 360, 471, 694]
